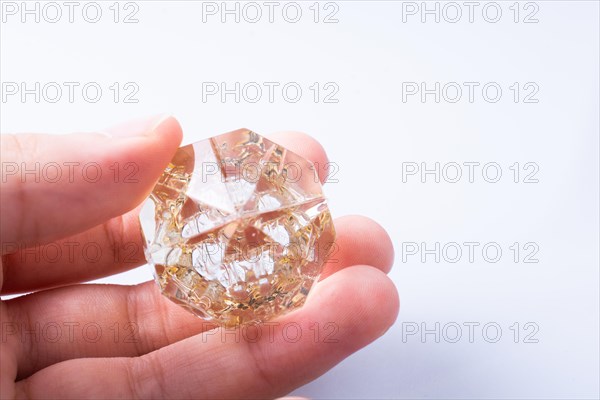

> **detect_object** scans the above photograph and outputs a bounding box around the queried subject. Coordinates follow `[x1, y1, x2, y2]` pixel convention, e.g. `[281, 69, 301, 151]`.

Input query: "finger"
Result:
[268, 131, 330, 184]
[1, 131, 331, 295]
[5, 216, 392, 377]
[319, 215, 394, 279]
[15, 266, 399, 399]
[0, 115, 183, 253]
[1, 206, 146, 295]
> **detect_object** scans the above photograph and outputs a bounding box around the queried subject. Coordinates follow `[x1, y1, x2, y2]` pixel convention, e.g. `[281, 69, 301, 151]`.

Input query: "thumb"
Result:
[0, 115, 182, 252]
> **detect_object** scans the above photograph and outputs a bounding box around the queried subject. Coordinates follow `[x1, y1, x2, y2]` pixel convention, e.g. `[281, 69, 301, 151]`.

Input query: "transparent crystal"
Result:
[139, 129, 335, 326]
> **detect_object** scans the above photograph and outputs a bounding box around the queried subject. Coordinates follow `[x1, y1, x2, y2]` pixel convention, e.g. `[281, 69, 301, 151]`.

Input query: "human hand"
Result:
[0, 115, 398, 399]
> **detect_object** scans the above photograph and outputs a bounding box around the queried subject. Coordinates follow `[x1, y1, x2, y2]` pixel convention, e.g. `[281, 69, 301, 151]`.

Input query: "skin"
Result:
[0, 115, 399, 399]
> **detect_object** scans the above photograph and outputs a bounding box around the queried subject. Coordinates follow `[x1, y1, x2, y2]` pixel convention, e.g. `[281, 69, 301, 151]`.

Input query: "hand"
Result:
[0, 115, 398, 399]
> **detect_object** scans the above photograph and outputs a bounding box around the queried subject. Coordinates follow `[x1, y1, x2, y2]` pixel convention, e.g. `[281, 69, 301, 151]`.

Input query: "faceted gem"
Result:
[139, 129, 336, 326]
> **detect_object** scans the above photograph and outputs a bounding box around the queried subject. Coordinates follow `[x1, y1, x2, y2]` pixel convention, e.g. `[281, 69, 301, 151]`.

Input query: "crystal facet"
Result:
[140, 129, 335, 326]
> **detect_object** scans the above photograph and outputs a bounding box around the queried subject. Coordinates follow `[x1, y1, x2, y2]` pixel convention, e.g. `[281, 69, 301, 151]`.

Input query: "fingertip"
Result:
[342, 215, 395, 273]
[103, 114, 180, 139]
[268, 131, 329, 184]
[119, 116, 183, 208]
[320, 216, 395, 280]
[152, 115, 183, 146]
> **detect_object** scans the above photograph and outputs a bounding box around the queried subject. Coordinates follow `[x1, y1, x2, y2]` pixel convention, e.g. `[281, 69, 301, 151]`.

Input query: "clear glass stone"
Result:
[140, 129, 335, 326]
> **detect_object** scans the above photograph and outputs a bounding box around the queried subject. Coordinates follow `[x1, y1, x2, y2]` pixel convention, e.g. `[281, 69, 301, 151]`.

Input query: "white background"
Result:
[1, 1, 599, 398]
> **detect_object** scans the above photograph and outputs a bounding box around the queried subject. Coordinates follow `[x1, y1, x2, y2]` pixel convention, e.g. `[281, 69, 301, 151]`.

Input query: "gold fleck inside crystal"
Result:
[140, 129, 335, 326]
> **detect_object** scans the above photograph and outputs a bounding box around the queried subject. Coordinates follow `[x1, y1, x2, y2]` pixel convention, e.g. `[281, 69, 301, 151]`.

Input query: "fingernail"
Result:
[104, 114, 171, 138]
